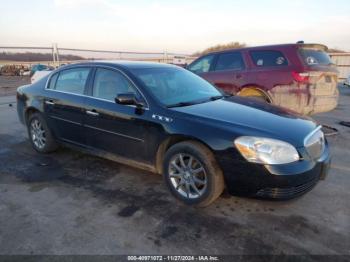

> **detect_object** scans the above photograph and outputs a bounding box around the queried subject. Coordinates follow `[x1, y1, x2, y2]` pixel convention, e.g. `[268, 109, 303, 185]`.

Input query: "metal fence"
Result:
[1, 45, 349, 82]
[0, 44, 195, 67]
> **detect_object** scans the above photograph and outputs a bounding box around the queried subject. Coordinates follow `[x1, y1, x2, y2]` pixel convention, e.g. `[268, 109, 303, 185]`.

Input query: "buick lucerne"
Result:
[17, 61, 330, 206]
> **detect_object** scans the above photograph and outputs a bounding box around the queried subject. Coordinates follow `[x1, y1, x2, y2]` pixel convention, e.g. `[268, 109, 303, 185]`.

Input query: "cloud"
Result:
[37, 0, 350, 52]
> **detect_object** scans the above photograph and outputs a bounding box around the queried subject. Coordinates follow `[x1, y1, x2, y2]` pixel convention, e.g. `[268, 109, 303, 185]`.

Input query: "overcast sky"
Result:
[1, 0, 350, 54]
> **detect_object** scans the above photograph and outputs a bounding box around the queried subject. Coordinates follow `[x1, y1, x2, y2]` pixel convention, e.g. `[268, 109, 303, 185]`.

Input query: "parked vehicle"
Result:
[20, 69, 30, 76]
[30, 64, 54, 77]
[17, 61, 330, 206]
[31, 70, 52, 83]
[187, 43, 339, 115]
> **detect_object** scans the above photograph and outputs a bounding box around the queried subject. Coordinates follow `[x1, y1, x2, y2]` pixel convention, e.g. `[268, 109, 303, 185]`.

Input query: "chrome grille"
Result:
[304, 126, 325, 160]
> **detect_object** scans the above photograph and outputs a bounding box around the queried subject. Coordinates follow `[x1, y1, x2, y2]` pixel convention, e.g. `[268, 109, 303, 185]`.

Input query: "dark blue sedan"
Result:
[16, 61, 330, 206]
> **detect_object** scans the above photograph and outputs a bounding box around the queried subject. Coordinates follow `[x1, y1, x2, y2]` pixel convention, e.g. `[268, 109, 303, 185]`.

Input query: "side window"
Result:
[92, 68, 138, 101]
[214, 52, 245, 71]
[188, 55, 214, 73]
[55, 68, 90, 94]
[250, 51, 288, 67]
[47, 73, 58, 89]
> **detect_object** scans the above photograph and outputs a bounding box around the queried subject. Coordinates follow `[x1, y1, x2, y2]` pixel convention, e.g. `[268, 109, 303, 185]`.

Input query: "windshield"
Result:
[299, 48, 334, 66]
[131, 67, 222, 107]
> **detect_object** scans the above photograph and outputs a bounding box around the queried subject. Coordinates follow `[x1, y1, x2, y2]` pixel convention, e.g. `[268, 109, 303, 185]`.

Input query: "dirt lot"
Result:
[0, 75, 30, 96]
[0, 78, 349, 256]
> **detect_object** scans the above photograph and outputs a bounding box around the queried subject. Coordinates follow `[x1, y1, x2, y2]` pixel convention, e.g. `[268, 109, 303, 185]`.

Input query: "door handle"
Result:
[45, 100, 55, 105]
[86, 110, 99, 116]
[235, 74, 243, 79]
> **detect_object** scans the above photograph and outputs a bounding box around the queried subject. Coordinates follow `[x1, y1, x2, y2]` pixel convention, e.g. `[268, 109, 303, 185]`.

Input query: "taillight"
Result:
[292, 71, 310, 84]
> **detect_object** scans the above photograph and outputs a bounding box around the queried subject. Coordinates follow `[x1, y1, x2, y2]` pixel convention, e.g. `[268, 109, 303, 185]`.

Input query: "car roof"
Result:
[61, 60, 178, 70]
[201, 43, 328, 56]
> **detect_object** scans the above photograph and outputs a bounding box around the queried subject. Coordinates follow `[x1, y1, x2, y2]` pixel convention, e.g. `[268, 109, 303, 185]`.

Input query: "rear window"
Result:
[299, 48, 333, 66]
[55, 68, 90, 95]
[250, 50, 288, 67]
[47, 73, 58, 89]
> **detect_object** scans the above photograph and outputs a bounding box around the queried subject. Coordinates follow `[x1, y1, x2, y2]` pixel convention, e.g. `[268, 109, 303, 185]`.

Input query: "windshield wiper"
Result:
[167, 101, 197, 108]
[210, 95, 224, 101]
[210, 94, 233, 101]
[167, 94, 233, 108]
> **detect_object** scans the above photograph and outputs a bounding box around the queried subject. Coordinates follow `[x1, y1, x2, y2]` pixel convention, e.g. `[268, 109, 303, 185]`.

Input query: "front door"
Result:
[209, 51, 246, 94]
[83, 67, 149, 162]
[187, 54, 216, 80]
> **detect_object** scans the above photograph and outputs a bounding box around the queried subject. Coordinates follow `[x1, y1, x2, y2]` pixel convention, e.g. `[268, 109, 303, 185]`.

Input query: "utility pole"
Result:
[52, 43, 60, 67]
[52, 44, 56, 65]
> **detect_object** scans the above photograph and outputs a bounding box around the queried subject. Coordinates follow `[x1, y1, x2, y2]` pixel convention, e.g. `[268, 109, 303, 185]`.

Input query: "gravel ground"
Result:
[0, 75, 30, 96]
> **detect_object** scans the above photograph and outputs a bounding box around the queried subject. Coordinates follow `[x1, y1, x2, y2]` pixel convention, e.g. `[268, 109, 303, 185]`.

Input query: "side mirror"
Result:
[115, 93, 144, 107]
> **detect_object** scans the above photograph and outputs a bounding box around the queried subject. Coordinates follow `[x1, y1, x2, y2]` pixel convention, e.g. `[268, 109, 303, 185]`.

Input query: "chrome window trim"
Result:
[303, 125, 322, 146]
[93, 65, 150, 109]
[45, 64, 150, 110]
[44, 88, 149, 110]
[44, 66, 93, 93]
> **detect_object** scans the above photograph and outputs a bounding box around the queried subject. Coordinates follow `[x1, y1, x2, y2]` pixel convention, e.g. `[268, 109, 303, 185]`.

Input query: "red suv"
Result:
[187, 43, 339, 115]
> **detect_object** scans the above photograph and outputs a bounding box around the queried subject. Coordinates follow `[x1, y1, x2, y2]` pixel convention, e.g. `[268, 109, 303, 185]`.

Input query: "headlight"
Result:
[234, 136, 299, 165]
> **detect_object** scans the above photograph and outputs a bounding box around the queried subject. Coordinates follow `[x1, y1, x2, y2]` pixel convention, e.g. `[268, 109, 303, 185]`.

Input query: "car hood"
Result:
[171, 96, 317, 147]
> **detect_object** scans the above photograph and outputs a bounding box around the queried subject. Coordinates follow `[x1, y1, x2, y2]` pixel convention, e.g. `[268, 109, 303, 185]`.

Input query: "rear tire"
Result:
[27, 112, 58, 153]
[238, 88, 271, 103]
[163, 141, 225, 207]
[249, 95, 269, 103]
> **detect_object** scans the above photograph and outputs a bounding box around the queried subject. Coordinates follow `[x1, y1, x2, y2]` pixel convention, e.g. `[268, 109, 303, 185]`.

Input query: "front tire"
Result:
[163, 141, 225, 207]
[27, 112, 58, 153]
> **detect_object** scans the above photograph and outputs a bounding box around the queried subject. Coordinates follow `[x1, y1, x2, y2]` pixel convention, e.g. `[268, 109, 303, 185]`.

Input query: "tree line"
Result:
[0, 52, 85, 62]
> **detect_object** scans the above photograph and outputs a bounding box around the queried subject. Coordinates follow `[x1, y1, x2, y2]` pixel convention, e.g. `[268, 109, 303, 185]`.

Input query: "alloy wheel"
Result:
[168, 153, 207, 199]
[30, 119, 46, 149]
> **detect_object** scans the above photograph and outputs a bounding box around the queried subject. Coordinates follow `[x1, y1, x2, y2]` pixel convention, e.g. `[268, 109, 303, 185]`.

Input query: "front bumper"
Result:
[217, 143, 331, 199]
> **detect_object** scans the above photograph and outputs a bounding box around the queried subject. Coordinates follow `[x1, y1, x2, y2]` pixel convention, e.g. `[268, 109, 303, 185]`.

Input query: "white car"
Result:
[20, 70, 30, 76]
[31, 70, 52, 83]
[345, 75, 350, 87]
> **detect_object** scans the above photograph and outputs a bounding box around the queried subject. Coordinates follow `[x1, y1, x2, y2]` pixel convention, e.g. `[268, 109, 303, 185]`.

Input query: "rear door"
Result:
[44, 67, 92, 145]
[248, 50, 291, 86]
[210, 51, 246, 94]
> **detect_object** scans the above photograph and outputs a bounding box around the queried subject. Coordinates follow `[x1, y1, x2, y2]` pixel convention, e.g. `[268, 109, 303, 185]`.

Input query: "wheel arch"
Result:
[155, 135, 214, 174]
[238, 85, 272, 103]
[24, 107, 41, 124]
